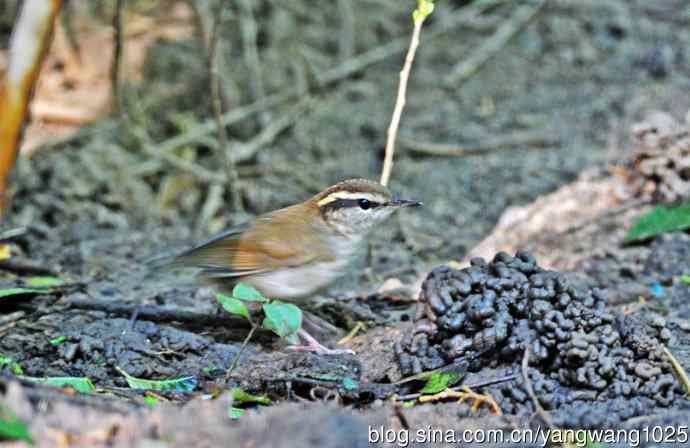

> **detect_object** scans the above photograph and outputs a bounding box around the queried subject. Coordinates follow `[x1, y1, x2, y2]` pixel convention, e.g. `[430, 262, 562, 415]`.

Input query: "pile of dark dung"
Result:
[396, 251, 684, 421]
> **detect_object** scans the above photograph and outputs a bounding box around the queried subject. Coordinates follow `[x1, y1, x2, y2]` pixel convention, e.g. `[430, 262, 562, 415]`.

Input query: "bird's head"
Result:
[312, 178, 422, 236]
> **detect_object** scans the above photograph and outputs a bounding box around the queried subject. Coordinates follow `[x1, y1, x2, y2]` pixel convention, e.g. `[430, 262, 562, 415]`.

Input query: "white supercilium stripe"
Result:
[317, 191, 386, 207]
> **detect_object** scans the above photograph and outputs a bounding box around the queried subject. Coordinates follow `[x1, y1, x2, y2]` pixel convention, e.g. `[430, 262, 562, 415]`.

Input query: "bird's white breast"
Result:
[245, 234, 362, 300]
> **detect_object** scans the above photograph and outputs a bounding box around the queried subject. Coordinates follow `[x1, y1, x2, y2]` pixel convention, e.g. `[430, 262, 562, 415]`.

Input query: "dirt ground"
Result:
[2, 1, 690, 446]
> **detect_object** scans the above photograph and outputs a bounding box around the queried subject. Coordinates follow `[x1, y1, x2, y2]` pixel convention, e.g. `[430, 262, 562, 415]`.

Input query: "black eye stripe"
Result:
[322, 198, 380, 211]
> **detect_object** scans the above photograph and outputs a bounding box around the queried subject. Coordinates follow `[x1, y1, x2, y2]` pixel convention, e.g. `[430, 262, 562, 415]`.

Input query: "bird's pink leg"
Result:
[286, 329, 355, 355]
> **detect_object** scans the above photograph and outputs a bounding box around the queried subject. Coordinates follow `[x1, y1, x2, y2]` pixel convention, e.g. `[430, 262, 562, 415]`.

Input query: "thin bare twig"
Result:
[0, 227, 27, 242]
[0, 311, 25, 327]
[225, 322, 258, 381]
[111, 0, 125, 116]
[400, 130, 559, 157]
[238, 0, 267, 125]
[662, 346, 690, 394]
[444, 0, 548, 85]
[191, 110, 303, 163]
[196, 182, 224, 235]
[155, 92, 292, 156]
[393, 404, 411, 430]
[336, 321, 366, 346]
[380, 2, 434, 187]
[0, 258, 59, 276]
[66, 297, 274, 342]
[134, 128, 225, 183]
[337, 0, 356, 61]
[232, 114, 297, 161]
[207, 0, 243, 213]
[521, 346, 558, 431]
[394, 373, 517, 401]
[138, 112, 299, 184]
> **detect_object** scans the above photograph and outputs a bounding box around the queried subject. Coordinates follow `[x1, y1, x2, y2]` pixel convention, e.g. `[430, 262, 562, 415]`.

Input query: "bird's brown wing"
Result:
[167, 213, 325, 279]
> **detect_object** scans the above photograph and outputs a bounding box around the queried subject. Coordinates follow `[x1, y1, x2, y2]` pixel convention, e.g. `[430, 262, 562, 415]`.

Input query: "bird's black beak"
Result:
[388, 198, 423, 208]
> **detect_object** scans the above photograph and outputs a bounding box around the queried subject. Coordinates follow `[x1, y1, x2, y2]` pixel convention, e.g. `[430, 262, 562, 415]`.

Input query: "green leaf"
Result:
[421, 372, 460, 394]
[231, 388, 271, 405]
[262, 301, 302, 339]
[625, 203, 690, 243]
[115, 366, 197, 392]
[143, 396, 159, 406]
[49, 336, 67, 346]
[228, 406, 245, 420]
[0, 402, 32, 443]
[25, 276, 64, 287]
[216, 294, 249, 319]
[402, 400, 416, 408]
[681, 275, 690, 284]
[232, 283, 267, 302]
[0, 355, 24, 375]
[21, 376, 96, 394]
[0, 287, 52, 299]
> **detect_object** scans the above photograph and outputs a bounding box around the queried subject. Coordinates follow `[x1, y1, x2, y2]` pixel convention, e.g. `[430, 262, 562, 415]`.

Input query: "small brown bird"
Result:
[164, 178, 421, 354]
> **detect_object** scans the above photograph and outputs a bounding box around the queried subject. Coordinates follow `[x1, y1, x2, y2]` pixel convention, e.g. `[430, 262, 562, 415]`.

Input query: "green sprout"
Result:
[217, 283, 303, 378]
[217, 283, 302, 343]
[413, 0, 434, 24]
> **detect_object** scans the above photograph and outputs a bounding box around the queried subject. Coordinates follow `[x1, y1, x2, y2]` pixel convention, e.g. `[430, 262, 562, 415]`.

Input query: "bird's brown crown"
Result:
[313, 178, 392, 209]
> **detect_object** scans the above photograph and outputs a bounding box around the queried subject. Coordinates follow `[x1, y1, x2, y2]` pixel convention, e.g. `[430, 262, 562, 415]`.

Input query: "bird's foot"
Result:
[286, 329, 355, 356]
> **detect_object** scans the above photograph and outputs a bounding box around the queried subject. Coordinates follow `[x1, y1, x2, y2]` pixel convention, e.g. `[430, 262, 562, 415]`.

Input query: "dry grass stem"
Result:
[111, 0, 125, 116]
[225, 323, 259, 381]
[207, 0, 243, 213]
[522, 346, 559, 432]
[662, 346, 690, 394]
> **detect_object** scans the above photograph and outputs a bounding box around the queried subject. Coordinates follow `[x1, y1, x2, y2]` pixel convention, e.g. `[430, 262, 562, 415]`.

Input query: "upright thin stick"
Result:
[380, 1, 434, 187]
[237, 0, 267, 125]
[111, 0, 125, 116]
[225, 323, 258, 380]
[521, 346, 557, 431]
[208, 0, 244, 213]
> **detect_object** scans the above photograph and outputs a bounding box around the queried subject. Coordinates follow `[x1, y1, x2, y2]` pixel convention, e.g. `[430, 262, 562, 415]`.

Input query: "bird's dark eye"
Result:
[358, 199, 372, 210]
